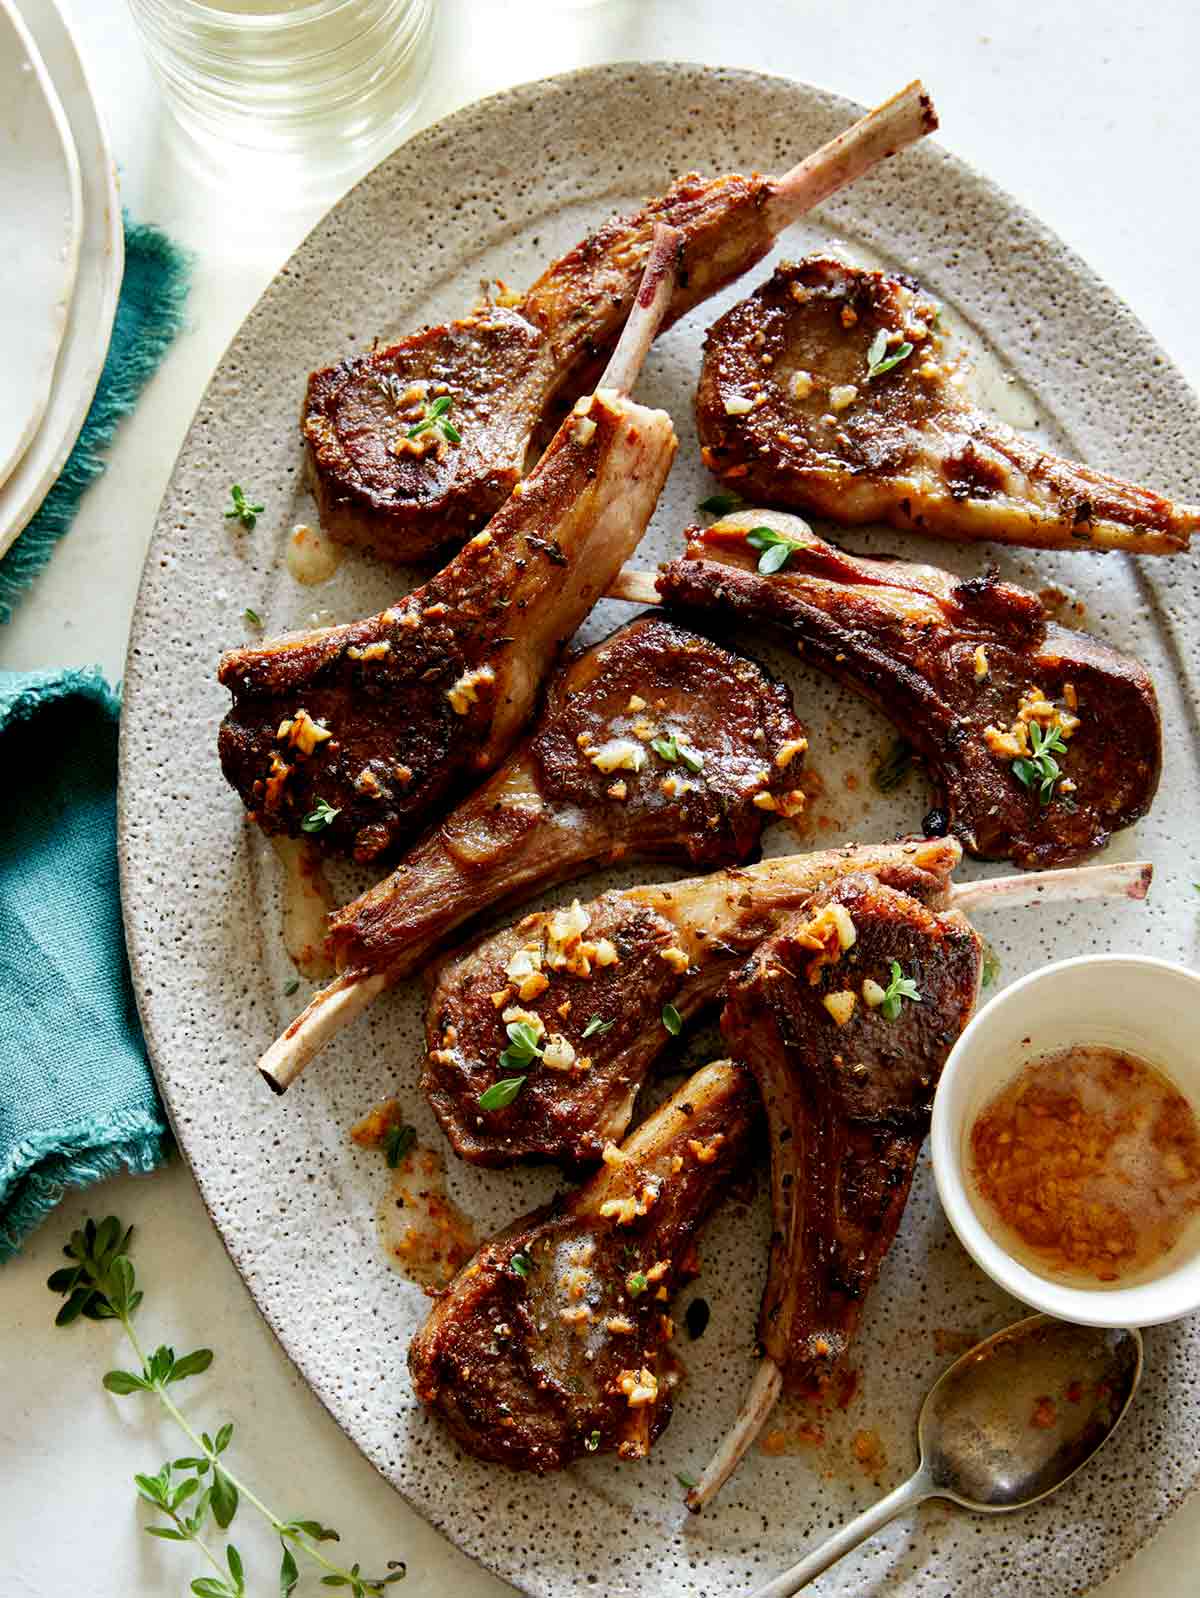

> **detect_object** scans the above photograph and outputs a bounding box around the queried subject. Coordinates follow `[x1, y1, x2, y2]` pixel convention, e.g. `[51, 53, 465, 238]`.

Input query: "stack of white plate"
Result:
[0, 0, 121, 559]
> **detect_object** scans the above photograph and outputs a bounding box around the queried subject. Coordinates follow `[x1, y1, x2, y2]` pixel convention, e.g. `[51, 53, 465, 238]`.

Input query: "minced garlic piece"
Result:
[607, 780, 628, 801]
[468, 530, 493, 552]
[446, 664, 494, 715]
[688, 1135, 724, 1165]
[775, 736, 809, 768]
[645, 1260, 669, 1283]
[659, 946, 689, 974]
[490, 987, 511, 1009]
[593, 939, 619, 967]
[546, 900, 591, 972]
[618, 1367, 659, 1407]
[830, 384, 858, 412]
[589, 738, 647, 774]
[606, 1316, 635, 1335]
[791, 370, 814, 400]
[824, 990, 857, 1026]
[563, 1265, 591, 1300]
[973, 645, 989, 681]
[280, 707, 332, 757]
[572, 416, 597, 446]
[504, 946, 543, 982]
[572, 394, 594, 417]
[1064, 682, 1078, 710]
[985, 683, 1080, 764]
[347, 640, 391, 662]
[518, 972, 549, 1002]
[630, 717, 657, 742]
[753, 792, 779, 812]
[724, 395, 754, 416]
[626, 694, 647, 712]
[559, 1305, 593, 1330]
[794, 903, 858, 983]
[263, 754, 290, 809]
[427, 1048, 456, 1067]
[501, 1006, 545, 1039]
[542, 1034, 577, 1071]
[599, 1185, 657, 1225]
[862, 978, 887, 1008]
[601, 1141, 627, 1167]
[354, 767, 382, 798]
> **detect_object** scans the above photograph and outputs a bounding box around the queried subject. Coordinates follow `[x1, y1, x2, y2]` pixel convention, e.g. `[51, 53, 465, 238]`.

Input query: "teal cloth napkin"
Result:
[0, 669, 170, 1263]
[0, 216, 192, 622]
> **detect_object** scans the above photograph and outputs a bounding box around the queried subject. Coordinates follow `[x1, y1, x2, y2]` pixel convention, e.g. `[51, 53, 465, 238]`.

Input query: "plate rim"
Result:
[0, 0, 123, 558]
[118, 59, 1200, 1598]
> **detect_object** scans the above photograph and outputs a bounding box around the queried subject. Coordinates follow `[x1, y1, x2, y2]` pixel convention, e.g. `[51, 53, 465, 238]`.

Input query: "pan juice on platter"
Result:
[969, 1045, 1200, 1288]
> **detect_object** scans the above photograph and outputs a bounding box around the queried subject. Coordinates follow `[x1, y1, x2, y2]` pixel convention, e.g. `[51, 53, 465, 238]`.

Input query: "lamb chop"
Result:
[425, 842, 1150, 1167]
[219, 227, 682, 868]
[303, 84, 938, 563]
[647, 512, 1161, 869]
[686, 873, 981, 1511]
[408, 1058, 759, 1472]
[258, 613, 809, 1092]
[695, 256, 1199, 554]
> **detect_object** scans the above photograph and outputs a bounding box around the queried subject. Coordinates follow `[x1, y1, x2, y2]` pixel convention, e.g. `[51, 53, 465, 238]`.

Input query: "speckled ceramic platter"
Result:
[119, 64, 1200, 1598]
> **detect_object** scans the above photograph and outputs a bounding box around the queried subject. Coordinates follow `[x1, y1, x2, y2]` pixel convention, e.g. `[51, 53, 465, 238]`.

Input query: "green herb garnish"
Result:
[499, 1019, 544, 1074]
[478, 1076, 527, 1111]
[651, 733, 704, 774]
[1011, 720, 1068, 805]
[879, 960, 921, 1022]
[406, 393, 460, 445]
[661, 1003, 682, 1036]
[383, 1124, 417, 1168]
[301, 797, 341, 834]
[510, 1252, 533, 1280]
[745, 524, 803, 575]
[698, 491, 744, 516]
[584, 1430, 601, 1452]
[48, 1216, 404, 1596]
[676, 1471, 698, 1490]
[283, 978, 301, 997]
[981, 943, 1001, 989]
[224, 484, 263, 531]
[626, 1272, 648, 1297]
[243, 607, 263, 628]
[873, 737, 914, 794]
[582, 1015, 614, 1040]
[865, 327, 914, 381]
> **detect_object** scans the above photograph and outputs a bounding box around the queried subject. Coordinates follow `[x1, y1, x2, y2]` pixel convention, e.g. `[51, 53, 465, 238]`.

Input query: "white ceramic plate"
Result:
[0, 0, 121, 558]
[0, 0, 82, 490]
[119, 66, 1200, 1598]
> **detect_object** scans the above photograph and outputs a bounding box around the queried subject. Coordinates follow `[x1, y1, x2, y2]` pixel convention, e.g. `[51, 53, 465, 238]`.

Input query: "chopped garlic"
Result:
[644, 1260, 669, 1283]
[593, 939, 619, 967]
[490, 987, 512, 1009]
[280, 707, 332, 757]
[446, 664, 495, 715]
[354, 767, 382, 798]
[606, 1316, 635, 1334]
[601, 1141, 627, 1167]
[607, 780, 628, 801]
[823, 990, 857, 1026]
[588, 737, 647, 774]
[504, 946, 543, 982]
[688, 1134, 724, 1165]
[572, 416, 597, 446]
[542, 1034, 577, 1072]
[775, 736, 809, 768]
[830, 384, 858, 412]
[862, 978, 887, 1008]
[618, 1367, 659, 1407]
[626, 694, 647, 712]
[546, 900, 590, 970]
[659, 946, 689, 974]
[724, 395, 754, 416]
[501, 1007, 545, 1039]
[790, 370, 814, 400]
[517, 971, 549, 1002]
[973, 645, 989, 681]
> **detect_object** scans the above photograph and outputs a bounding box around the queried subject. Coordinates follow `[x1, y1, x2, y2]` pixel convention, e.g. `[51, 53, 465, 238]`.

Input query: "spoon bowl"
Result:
[752, 1314, 1143, 1598]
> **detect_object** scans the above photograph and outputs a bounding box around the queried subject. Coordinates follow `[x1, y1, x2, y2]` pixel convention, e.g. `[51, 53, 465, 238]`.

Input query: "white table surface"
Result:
[4, 2, 1199, 1593]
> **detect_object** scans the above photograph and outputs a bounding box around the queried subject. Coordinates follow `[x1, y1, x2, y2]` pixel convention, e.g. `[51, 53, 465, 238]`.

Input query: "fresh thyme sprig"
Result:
[581, 1014, 613, 1040]
[406, 395, 460, 445]
[224, 485, 264, 531]
[865, 328, 914, 381]
[1011, 720, 1068, 805]
[744, 524, 803, 575]
[48, 1216, 405, 1597]
[301, 798, 341, 834]
[878, 960, 921, 1021]
[697, 491, 744, 516]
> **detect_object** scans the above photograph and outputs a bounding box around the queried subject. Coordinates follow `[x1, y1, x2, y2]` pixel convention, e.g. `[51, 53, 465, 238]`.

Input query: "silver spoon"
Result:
[750, 1314, 1143, 1598]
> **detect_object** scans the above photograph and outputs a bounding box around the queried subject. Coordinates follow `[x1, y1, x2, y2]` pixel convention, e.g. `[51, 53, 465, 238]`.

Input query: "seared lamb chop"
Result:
[219, 228, 681, 867]
[686, 873, 981, 1510]
[651, 512, 1161, 868]
[258, 613, 808, 1091]
[303, 85, 937, 563]
[408, 1058, 759, 1471]
[426, 844, 1149, 1167]
[695, 256, 1198, 554]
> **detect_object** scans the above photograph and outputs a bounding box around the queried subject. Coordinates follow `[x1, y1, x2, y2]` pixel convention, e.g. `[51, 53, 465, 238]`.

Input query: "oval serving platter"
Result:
[119, 64, 1200, 1598]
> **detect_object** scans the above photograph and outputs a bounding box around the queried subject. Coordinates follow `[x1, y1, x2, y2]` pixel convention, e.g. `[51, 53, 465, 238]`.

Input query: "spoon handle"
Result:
[748, 1470, 931, 1598]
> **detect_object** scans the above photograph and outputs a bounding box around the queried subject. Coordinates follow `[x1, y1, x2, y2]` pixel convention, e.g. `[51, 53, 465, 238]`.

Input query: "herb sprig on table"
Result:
[224, 485, 264, 531]
[48, 1216, 405, 1598]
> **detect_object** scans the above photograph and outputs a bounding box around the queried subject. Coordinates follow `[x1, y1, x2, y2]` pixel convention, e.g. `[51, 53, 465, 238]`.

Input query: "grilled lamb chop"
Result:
[303, 84, 937, 563]
[695, 256, 1199, 555]
[408, 1058, 759, 1471]
[425, 845, 1149, 1168]
[652, 512, 1161, 869]
[686, 873, 981, 1510]
[219, 228, 682, 867]
[258, 613, 808, 1091]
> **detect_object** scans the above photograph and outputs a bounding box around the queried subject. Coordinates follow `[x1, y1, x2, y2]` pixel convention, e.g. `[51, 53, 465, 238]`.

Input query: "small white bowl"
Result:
[932, 954, 1200, 1328]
